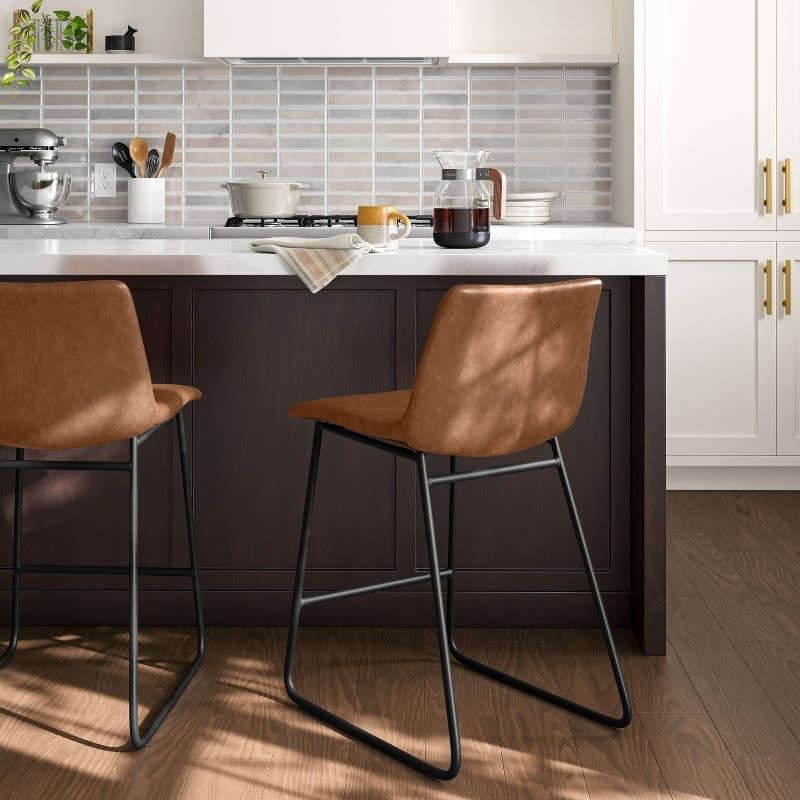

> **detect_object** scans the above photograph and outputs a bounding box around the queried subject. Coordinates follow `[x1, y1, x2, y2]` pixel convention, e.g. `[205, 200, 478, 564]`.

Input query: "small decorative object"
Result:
[105, 25, 137, 54]
[4, 5, 93, 93]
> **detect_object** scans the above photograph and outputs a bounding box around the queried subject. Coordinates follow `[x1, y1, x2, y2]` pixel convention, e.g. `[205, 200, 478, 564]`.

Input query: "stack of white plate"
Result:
[497, 191, 560, 225]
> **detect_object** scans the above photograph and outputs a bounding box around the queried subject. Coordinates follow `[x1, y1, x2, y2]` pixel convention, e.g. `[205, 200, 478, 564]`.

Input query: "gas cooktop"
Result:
[210, 214, 434, 238]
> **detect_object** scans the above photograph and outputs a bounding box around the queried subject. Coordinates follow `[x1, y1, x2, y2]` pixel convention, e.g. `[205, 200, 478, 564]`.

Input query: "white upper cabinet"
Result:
[204, 0, 449, 59]
[448, 0, 615, 63]
[645, 0, 777, 230]
[778, 0, 800, 230]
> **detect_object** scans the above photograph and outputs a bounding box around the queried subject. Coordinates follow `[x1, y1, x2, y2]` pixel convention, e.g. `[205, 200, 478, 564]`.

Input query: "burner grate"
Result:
[223, 213, 433, 229]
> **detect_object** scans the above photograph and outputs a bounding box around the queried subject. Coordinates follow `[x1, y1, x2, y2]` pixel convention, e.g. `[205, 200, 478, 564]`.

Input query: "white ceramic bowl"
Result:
[222, 171, 307, 218]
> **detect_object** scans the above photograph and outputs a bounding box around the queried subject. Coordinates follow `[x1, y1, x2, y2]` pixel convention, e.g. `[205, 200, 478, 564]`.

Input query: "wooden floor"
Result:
[1, 491, 799, 799]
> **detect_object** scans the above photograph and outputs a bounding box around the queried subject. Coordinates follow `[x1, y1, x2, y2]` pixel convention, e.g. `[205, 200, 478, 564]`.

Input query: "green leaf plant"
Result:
[5, 3, 89, 94]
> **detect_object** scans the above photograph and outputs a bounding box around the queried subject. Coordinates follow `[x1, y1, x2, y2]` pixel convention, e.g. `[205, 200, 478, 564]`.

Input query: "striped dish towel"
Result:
[249, 233, 387, 293]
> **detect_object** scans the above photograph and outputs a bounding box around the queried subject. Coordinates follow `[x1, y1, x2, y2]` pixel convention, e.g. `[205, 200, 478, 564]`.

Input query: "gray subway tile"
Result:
[22, 62, 614, 223]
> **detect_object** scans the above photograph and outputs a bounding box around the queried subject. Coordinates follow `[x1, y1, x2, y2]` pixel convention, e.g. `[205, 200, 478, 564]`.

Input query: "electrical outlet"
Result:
[92, 163, 117, 198]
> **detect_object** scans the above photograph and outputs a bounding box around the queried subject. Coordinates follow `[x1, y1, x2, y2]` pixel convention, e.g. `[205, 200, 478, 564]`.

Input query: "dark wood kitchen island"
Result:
[0, 238, 667, 654]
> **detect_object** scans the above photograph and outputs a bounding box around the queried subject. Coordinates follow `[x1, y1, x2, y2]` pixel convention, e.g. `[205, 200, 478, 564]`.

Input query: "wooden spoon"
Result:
[129, 136, 148, 178]
[155, 132, 176, 178]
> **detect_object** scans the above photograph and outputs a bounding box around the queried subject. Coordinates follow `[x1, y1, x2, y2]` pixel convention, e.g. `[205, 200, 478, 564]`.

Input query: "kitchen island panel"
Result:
[0, 274, 665, 654]
[192, 287, 399, 572]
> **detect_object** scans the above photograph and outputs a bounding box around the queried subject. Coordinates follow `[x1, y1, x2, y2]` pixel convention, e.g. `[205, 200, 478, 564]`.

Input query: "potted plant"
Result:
[4, 3, 92, 92]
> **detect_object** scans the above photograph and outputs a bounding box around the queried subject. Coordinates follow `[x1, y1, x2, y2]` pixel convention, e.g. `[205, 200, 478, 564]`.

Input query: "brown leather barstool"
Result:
[0, 280, 204, 749]
[284, 278, 632, 781]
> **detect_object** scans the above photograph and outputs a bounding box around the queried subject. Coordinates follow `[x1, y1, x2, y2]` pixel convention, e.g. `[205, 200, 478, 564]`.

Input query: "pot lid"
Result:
[222, 170, 307, 189]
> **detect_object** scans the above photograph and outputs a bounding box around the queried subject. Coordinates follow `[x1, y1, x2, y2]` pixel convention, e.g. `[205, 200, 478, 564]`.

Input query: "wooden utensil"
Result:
[146, 148, 160, 178]
[155, 132, 176, 178]
[129, 137, 149, 178]
[111, 141, 136, 178]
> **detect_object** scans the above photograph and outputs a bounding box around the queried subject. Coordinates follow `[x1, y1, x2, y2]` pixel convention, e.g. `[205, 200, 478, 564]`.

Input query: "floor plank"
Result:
[422, 628, 508, 800]
[639, 713, 753, 800]
[264, 627, 361, 800]
[552, 657, 671, 800]
[98, 627, 240, 800]
[0, 628, 126, 800]
[178, 628, 284, 800]
[735, 755, 800, 800]
[482, 628, 590, 800]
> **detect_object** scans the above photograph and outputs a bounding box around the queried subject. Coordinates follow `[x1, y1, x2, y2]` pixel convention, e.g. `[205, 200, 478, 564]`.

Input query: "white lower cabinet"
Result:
[778, 245, 800, 453]
[657, 242, 778, 457]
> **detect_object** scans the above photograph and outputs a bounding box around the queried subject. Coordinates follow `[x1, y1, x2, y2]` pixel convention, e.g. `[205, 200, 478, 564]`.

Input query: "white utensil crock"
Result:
[128, 178, 166, 224]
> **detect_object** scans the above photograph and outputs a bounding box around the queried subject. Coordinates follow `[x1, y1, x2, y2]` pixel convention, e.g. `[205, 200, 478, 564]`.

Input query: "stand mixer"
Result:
[0, 128, 71, 224]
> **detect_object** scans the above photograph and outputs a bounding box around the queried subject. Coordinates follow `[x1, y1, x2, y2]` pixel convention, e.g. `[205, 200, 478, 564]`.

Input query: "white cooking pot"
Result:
[222, 170, 306, 218]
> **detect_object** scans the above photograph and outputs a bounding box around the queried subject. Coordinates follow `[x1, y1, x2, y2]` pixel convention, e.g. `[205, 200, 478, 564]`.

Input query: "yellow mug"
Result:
[357, 205, 411, 251]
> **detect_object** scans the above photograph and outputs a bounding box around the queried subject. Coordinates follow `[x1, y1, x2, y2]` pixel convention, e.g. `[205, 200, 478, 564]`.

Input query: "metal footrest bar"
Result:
[0, 459, 130, 472]
[285, 424, 461, 781]
[445, 443, 632, 730]
[428, 457, 560, 486]
[300, 569, 453, 608]
[22, 564, 193, 577]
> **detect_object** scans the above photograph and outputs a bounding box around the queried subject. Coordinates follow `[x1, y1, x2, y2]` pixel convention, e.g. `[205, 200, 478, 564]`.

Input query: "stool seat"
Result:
[153, 383, 203, 425]
[289, 389, 410, 444]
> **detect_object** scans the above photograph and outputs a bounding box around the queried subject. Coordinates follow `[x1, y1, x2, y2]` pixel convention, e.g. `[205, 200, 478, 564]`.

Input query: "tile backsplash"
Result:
[0, 63, 612, 224]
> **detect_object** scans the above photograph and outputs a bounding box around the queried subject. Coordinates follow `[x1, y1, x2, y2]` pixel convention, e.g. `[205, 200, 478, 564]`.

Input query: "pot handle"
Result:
[488, 168, 507, 220]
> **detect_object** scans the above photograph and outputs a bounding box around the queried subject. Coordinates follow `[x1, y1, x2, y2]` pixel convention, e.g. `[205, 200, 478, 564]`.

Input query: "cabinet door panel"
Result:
[449, 0, 613, 60]
[777, 247, 800, 453]
[204, 0, 449, 58]
[659, 243, 777, 456]
[645, 0, 777, 230]
[192, 288, 398, 571]
[778, 0, 800, 229]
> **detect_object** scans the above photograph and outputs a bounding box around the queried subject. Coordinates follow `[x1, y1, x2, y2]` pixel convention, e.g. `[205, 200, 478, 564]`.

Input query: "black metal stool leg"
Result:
[0, 448, 24, 668]
[284, 427, 462, 781]
[446, 441, 632, 729]
[128, 411, 205, 749]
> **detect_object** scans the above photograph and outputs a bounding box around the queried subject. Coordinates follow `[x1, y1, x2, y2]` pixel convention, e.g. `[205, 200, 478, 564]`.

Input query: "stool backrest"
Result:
[0, 280, 158, 449]
[402, 279, 602, 457]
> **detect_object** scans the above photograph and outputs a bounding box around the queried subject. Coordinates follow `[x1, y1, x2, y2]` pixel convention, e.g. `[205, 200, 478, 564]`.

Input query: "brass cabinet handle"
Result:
[783, 159, 793, 214]
[764, 159, 774, 213]
[783, 259, 793, 315]
[765, 260, 774, 315]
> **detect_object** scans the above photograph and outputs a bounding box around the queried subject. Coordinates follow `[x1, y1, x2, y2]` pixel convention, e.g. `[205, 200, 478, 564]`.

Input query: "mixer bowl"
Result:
[10, 168, 71, 220]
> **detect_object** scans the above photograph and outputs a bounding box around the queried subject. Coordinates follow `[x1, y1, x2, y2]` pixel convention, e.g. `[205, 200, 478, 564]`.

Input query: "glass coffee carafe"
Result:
[432, 150, 507, 248]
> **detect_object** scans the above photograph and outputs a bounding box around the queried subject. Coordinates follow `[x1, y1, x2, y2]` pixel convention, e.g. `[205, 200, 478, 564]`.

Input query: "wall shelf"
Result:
[28, 53, 204, 66]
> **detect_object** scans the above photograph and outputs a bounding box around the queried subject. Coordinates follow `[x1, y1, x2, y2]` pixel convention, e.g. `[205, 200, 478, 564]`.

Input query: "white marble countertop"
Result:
[0, 238, 665, 276]
[0, 221, 638, 242]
